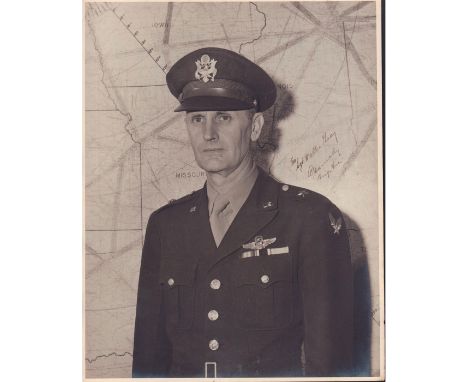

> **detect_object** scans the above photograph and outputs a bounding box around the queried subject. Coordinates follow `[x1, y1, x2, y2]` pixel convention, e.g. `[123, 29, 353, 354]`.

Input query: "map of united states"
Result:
[85, 1, 380, 377]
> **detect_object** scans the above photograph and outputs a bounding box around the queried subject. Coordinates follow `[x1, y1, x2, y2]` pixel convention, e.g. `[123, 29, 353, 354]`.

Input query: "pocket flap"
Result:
[233, 255, 292, 287]
[159, 260, 197, 287]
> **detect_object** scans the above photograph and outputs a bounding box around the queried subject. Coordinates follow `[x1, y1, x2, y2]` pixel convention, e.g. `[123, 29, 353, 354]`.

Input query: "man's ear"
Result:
[250, 113, 264, 142]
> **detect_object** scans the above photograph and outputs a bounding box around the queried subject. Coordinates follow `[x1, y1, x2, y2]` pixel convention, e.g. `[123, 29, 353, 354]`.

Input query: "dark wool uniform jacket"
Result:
[132, 170, 353, 378]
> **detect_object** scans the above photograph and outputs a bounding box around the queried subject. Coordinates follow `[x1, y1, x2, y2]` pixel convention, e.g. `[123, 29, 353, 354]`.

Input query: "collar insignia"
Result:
[189, 206, 197, 213]
[195, 54, 217, 82]
[243, 236, 277, 250]
[328, 212, 342, 235]
[297, 190, 309, 197]
[263, 201, 273, 209]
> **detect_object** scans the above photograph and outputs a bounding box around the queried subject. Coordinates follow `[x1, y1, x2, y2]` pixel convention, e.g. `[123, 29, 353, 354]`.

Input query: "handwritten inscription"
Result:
[289, 130, 342, 180]
[322, 130, 338, 145]
[290, 130, 339, 171]
[307, 147, 342, 180]
[290, 144, 321, 171]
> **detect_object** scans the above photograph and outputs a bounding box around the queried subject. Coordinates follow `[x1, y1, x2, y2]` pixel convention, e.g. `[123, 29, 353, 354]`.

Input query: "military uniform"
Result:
[132, 170, 353, 377]
[133, 46, 354, 378]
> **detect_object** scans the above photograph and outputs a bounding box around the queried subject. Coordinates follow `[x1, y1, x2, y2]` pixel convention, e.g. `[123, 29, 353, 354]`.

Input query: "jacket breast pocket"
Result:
[159, 262, 196, 330]
[233, 254, 294, 330]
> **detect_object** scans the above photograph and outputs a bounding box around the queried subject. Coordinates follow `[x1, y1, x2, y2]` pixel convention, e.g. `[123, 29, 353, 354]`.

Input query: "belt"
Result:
[205, 362, 217, 378]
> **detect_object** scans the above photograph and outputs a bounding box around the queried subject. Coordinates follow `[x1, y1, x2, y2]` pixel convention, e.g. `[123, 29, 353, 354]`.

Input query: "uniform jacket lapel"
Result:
[184, 186, 217, 260]
[206, 170, 279, 270]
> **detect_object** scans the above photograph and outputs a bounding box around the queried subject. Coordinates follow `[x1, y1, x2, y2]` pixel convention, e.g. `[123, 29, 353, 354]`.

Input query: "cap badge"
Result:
[195, 54, 217, 83]
[328, 212, 342, 235]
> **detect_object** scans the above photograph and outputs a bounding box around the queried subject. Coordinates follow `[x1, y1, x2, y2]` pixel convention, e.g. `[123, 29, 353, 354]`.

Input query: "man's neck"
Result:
[206, 155, 255, 194]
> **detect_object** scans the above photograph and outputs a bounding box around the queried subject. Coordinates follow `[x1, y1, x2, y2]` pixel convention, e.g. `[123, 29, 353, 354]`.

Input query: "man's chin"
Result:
[196, 160, 228, 174]
[199, 166, 226, 174]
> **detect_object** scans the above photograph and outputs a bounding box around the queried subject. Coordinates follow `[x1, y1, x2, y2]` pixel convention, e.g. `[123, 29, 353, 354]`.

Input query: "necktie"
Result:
[209, 195, 233, 247]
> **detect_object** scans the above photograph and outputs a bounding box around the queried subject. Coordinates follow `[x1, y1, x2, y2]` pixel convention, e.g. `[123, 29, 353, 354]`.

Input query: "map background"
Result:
[84, 1, 382, 378]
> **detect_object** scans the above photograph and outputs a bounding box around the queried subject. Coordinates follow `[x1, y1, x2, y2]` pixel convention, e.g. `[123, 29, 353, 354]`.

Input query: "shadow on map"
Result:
[254, 83, 295, 169]
[344, 212, 372, 376]
[255, 84, 372, 376]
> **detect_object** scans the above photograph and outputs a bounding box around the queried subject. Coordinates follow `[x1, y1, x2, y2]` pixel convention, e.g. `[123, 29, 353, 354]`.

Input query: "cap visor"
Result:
[174, 96, 252, 112]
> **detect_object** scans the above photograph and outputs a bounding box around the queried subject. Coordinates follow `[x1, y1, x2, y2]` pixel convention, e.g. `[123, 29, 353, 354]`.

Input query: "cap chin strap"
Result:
[179, 80, 257, 108]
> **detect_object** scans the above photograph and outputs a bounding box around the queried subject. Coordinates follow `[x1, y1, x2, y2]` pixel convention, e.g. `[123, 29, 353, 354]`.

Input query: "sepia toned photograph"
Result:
[84, 0, 384, 380]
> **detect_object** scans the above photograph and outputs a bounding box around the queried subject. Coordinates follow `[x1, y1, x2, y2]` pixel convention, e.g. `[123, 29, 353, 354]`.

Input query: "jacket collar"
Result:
[207, 168, 279, 270]
[184, 169, 280, 269]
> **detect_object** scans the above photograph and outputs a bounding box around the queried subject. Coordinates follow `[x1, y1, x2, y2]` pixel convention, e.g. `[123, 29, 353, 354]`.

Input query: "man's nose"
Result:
[203, 117, 218, 141]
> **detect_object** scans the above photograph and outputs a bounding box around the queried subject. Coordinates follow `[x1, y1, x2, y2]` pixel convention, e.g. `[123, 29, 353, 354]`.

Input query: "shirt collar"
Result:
[206, 160, 259, 215]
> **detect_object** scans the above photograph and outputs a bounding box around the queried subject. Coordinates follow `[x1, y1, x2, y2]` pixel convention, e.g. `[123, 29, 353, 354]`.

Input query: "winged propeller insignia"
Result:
[328, 212, 342, 235]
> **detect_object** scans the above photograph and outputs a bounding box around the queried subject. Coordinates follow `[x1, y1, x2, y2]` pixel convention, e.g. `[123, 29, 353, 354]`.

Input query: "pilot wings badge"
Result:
[195, 54, 217, 82]
[328, 212, 342, 235]
[243, 236, 276, 250]
[241, 236, 288, 259]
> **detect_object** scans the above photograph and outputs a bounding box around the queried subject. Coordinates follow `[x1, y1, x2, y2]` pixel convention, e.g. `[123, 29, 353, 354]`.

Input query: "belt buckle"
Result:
[205, 362, 217, 378]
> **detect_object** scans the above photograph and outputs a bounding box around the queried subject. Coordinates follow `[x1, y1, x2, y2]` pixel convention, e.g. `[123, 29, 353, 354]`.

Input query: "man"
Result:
[132, 47, 353, 378]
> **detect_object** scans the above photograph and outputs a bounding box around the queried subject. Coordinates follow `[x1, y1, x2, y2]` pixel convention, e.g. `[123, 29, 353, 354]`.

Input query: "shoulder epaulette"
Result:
[278, 183, 314, 200]
[279, 182, 333, 210]
[153, 190, 199, 215]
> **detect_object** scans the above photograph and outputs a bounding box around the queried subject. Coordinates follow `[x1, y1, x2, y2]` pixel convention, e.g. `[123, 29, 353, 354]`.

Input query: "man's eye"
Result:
[217, 114, 231, 122]
[191, 115, 204, 123]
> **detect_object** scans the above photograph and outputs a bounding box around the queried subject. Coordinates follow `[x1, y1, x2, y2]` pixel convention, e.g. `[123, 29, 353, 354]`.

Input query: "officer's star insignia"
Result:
[195, 54, 217, 82]
[243, 236, 277, 250]
[328, 212, 342, 235]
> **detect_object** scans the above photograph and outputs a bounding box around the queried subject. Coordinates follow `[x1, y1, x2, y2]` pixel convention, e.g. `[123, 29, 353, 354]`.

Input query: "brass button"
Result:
[261, 275, 270, 284]
[209, 339, 219, 351]
[282, 184, 289, 191]
[210, 279, 221, 290]
[208, 310, 219, 321]
[167, 278, 175, 286]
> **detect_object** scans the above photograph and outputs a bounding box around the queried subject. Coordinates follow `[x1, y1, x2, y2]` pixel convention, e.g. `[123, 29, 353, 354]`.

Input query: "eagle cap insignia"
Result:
[328, 212, 342, 235]
[243, 236, 277, 250]
[195, 54, 217, 82]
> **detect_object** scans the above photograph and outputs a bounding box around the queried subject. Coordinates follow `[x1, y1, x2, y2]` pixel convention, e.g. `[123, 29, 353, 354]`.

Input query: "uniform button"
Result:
[282, 184, 289, 191]
[210, 279, 221, 290]
[261, 275, 270, 284]
[209, 339, 219, 351]
[167, 278, 175, 286]
[208, 310, 219, 321]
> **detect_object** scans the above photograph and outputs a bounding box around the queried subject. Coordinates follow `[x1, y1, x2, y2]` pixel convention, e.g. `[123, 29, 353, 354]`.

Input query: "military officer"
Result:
[132, 47, 353, 378]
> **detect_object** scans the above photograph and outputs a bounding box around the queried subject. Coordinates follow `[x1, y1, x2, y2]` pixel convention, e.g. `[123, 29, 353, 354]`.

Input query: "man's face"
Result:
[185, 110, 263, 176]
